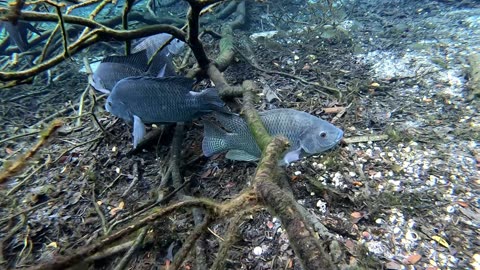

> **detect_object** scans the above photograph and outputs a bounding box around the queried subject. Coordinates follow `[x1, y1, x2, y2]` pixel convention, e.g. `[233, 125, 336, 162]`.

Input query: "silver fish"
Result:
[132, 33, 185, 58]
[132, 33, 184, 77]
[106, 76, 226, 148]
[90, 50, 166, 94]
[1, 21, 40, 52]
[202, 109, 343, 164]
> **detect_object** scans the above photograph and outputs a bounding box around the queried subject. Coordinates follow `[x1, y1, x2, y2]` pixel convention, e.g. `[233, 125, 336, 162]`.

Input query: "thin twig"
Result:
[7, 164, 46, 195]
[343, 134, 389, 144]
[0, 130, 39, 145]
[112, 227, 148, 270]
[170, 215, 213, 270]
[121, 161, 139, 198]
[92, 186, 108, 235]
[52, 136, 101, 163]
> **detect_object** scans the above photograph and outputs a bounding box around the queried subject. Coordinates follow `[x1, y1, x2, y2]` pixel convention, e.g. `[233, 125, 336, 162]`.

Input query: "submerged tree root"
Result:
[0, 119, 63, 184]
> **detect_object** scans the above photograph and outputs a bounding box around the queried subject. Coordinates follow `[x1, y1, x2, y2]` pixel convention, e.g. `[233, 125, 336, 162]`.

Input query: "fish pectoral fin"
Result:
[283, 148, 303, 164]
[133, 115, 146, 149]
[156, 64, 167, 77]
[225, 150, 259, 162]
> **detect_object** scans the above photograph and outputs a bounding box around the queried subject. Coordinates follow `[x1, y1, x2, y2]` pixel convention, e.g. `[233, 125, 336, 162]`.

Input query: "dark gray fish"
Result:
[90, 50, 167, 94]
[202, 109, 344, 164]
[101, 50, 150, 71]
[106, 76, 226, 148]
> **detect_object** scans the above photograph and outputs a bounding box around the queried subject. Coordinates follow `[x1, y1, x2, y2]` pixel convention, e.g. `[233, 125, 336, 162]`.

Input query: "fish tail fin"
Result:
[202, 120, 231, 157]
[199, 88, 225, 110]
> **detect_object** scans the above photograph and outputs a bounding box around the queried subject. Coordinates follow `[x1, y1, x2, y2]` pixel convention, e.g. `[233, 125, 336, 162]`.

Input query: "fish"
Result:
[0, 21, 41, 52]
[202, 109, 344, 164]
[90, 50, 167, 94]
[132, 33, 185, 58]
[132, 33, 185, 76]
[106, 76, 227, 148]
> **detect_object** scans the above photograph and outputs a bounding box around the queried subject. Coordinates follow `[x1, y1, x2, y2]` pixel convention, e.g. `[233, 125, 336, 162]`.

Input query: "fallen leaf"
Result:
[345, 239, 356, 253]
[423, 97, 432, 103]
[266, 221, 274, 229]
[287, 258, 293, 268]
[432, 235, 449, 248]
[109, 201, 125, 216]
[362, 231, 371, 240]
[117, 201, 125, 210]
[457, 201, 468, 208]
[351, 212, 363, 219]
[385, 261, 402, 269]
[352, 181, 363, 187]
[47, 242, 58, 248]
[5, 148, 14, 154]
[302, 64, 311, 70]
[403, 253, 421, 265]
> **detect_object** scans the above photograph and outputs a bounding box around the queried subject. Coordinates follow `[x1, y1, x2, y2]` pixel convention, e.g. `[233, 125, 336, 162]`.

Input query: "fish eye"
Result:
[320, 131, 327, 138]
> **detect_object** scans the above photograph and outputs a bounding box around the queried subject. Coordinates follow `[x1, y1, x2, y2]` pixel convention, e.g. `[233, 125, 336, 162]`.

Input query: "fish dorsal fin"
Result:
[101, 50, 149, 72]
[156, 64, 167, 77]
[152, 76, 194, 91]
[116, 76, 194, 93]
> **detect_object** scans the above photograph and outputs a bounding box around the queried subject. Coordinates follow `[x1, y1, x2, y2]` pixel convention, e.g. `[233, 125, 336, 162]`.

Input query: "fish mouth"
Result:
[323, 131, 344, 151]
[335, 130, 344, 142]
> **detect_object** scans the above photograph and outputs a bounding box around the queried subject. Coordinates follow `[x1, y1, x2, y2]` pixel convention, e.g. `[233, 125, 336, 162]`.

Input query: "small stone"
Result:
[294, 171, 302, 176]
[389, 215, 397, 223]
[253, 246, 263, 256]
[375, 218, 385, 225]
[405, 231, 418, 241]
[316, 200, 327, 213]
[362, 231, 372, 240]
